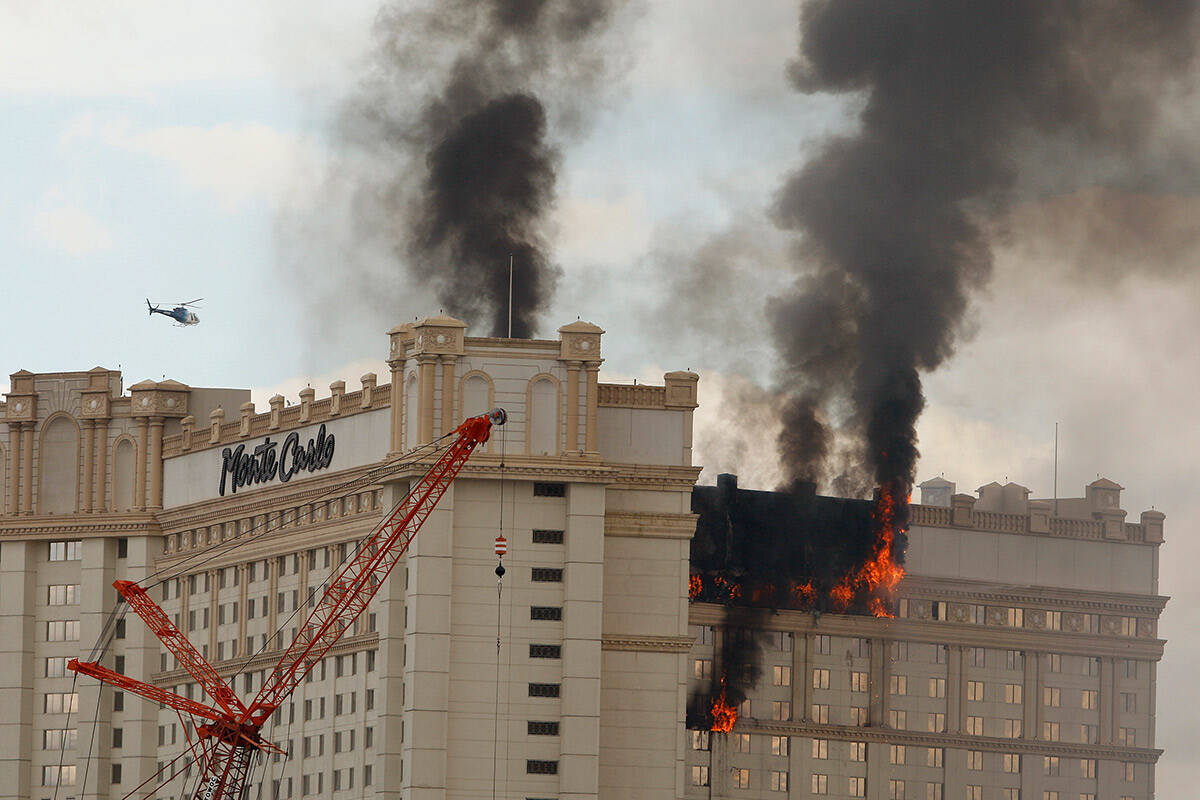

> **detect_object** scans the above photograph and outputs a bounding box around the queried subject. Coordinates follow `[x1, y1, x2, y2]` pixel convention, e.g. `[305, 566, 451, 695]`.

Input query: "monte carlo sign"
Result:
[219, 424, 336, 496]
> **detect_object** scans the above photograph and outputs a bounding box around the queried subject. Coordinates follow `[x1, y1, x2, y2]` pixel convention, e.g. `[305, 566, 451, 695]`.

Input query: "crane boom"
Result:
[68, 408, 507, 800]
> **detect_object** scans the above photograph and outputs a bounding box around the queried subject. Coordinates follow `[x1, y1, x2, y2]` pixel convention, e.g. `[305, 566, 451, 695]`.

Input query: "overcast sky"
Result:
[3, 1, 1198, 791]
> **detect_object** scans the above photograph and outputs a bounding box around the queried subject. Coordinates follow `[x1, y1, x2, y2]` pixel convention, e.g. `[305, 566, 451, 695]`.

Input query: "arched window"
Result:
[528, 377, 559, 456]
[112, 439, 136, 512]
[39, 415, 80, 514]
[405, 375, 419, 450]
[461, 374, 490, 419]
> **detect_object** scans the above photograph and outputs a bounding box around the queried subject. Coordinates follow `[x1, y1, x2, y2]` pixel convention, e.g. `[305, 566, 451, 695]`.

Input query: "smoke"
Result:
[288, 0, 626, 341]
[771, 1, 1200, 498]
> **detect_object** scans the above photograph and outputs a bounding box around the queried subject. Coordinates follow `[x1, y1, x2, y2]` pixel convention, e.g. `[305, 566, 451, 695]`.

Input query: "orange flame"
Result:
[710, 683, 738, 732]
[688, 574, 702, 600]
[791, 580, 816, 606]
[829, 483, 907, 617]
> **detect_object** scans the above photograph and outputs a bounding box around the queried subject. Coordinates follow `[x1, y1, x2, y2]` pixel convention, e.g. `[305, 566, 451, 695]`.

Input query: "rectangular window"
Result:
[530, 605, 562, 620]
[1044, 687, 1061, 707]
[849, 776, 866, 797]
[691, 730, 710, 751]
[532, 483, 565, 497]
[1120, 616, 1138, 636]
[1007, 650, 1025, 670]
[966, 788, 982, 800]
[771, 735, 788, 756]
[532, 529, 565, 544]
[1080, 758, 1096, 778]
[1044, 756, 1060, 776]
[45, 657, 69, 678]
[731, 768, 749, 789]
[1044, 793, 1060, 800]
[1003, 754, 1021, 773]
[691, 766, 709, 786]
[927, 713, 945, 733]
[772, 701, 791, 721]
[527, 721, 559, 736]
[891, 641, 909, 661]
[812, 668, 830, 689]
[47, 584, 80, 605]
[926, 747, 943, 767]
[733, 733, 750, 753]
[811, 774, 829, 795]
[889, 779, 905, 800]
[43, 728, 78, 749]
[1007, 607, 1024, 627]
[1047, 653, 1061, 672]
[46, 620, 80, 641]
[528, 683, 560, 698]
[1081, 689, 1098, 710]
[42, 764, 77, 786]
[966, 681, 984, 701]
[770, 771, 788, 792]
[773, 665, 791, 686]
[1006, 683, 1023, 704]
[928, 677, 945, 698]
[1081, 724, 1099, 744]
[890, 744, 906, 765]
[966, 716, 983, 736]
[814, 634, 831, 655]
[529, 644, 561, 659]
[811, 738, 828, 759]
[693, 659, 712, 681]
[1004, 719, 1022, 738]
[1046, 610, 1062, 630]
[890, 675, 908, 695]
[1043, 722, 1060, 741]
[849, 706, 868, 726]
[969, 647, 985, 667]
[926, 784, 943, 800]
[526, 759, 558, 775]
[1122, 692, 1137, 712]
[1123, 762, 1136, 781]
[888, 710, 906, 729]
[44, 693, 79, 713]
[932, 600, 948, 620]
[849, 741, 866, 761]
[1124, 659, 1139, 679]
[967, 750, 982, 770]
[851, 671, 869, 692]
[531, 568, 563, 583]
[49, 541, 82, 561]
[810, 704, 829, 724]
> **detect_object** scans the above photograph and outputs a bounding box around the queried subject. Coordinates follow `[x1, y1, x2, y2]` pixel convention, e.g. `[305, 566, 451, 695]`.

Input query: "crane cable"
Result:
[491, 425, 507, 800]
[59, 432, 459, 800]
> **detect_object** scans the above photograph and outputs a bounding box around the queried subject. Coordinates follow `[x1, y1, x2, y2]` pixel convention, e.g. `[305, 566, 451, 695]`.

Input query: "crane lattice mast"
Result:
[69, 408, 507, 800]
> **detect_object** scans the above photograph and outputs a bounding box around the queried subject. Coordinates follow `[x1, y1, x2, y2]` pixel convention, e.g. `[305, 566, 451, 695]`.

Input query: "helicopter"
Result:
[147, 298, 202, 326]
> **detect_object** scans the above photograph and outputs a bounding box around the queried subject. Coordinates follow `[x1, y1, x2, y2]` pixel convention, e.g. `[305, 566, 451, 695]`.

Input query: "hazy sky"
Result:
[3, 1, 1198, 791]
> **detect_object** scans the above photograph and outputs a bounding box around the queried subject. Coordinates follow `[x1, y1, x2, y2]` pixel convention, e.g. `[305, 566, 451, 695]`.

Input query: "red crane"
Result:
[69, 408, 507, 800]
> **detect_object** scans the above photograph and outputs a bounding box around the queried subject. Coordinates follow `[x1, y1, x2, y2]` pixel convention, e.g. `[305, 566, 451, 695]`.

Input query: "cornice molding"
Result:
[733, 719, 1162, 763]
[0, 512, 161, 539]
[602, 634, 695, 653]
[604, 511, 698, 540]
[900, 575, 1168, 616]
[150, 631, 379, 687]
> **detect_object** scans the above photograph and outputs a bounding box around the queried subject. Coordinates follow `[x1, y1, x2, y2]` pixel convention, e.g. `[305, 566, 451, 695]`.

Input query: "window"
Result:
[1044, 756, 1060, 776]
[771, 735, 788, 756]
[46, 620, 80, 641]
[527, 721, 559, 736]
[690, 729, 710, 750]
[771, 701, 791, 721]
[49, 541, 82, 561]
[811, 738, 828, 759]
[531, 605, 562, 620]
[532, 529, 564, 544]
[1002, 791, 1020, 800]
[851, 671, 869, 692]
[773, 665, 791, 686]
[927, 713, 945, 733]
[966, 716, 983, 736]
[1047, 653, 1061, 672]
[1007, 650, 1025, 670]
[1123, 762, 1136, 781]
[693, 659, 712, 681]
[849, 776, 866, 797]
[112, 763, 122, 784]
[849, 741, 866, 762]
[44, 692, 79, 713]
[850, 706, 868, 726]
[967, 750, 982, 770]
[1004, 754, 1021, 773]
[811, 774, 829, 795]
[932, 600, 948, 620]
[1120, 616, 1138, 636]
[890, 675, 908, 695]
[1044, 687, 1061, 707]
[967, 681, 984, 701]
[526, 759, 559, 775]
[1123, 659, 1139, 679]
[926, 784, 943, 800]
[927, 747, 943, 767]
[690, 766, 709, 786]
[1081, 689, 1098, 710]
[891, 641, 909, 661]
[968, 647, 985, 667]
[1004, 719, 1022, 738]
[528, 683, 560, 698]
[45, 657, 68, 678]
[889, 779, 906, 800]
[1080, 759, 1096, 778]
[812, 668, 830, 689]
[1122, 692, 1137, 712]
[532, 482, 565, 497]
[814, 634, 831, 655]
[733, 733, 750, 753]
[1007, 607, 1024, 627]
[890, 744, 906, 765]
[934, 644, 948, 664]
[888, 710, 906, 729]
[1042, 722, 1060, 741]
[43, 728, 77, 749]
[1080, 724, 1099, 744]
[47, 584, 80, 605]
[531, 568, 563, 583]
[529, 644, 561, 659]
[1005, 683, 1023, 704]
[928, 677, 945, 698]
[1046, 610, 1062, 630]
[1118, 727, 1137, 746]
[732, 768, 750, 789]
[769, 771, 788, 792]
[1043, 793, 1060, 800]
[42, 764, 77, 786]
[810, 703, 828, 724]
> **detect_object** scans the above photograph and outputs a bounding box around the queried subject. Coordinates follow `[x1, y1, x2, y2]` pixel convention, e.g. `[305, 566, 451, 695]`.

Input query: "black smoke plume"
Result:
[772, 1, 1199, 500]
[330, 0, 623, 338]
